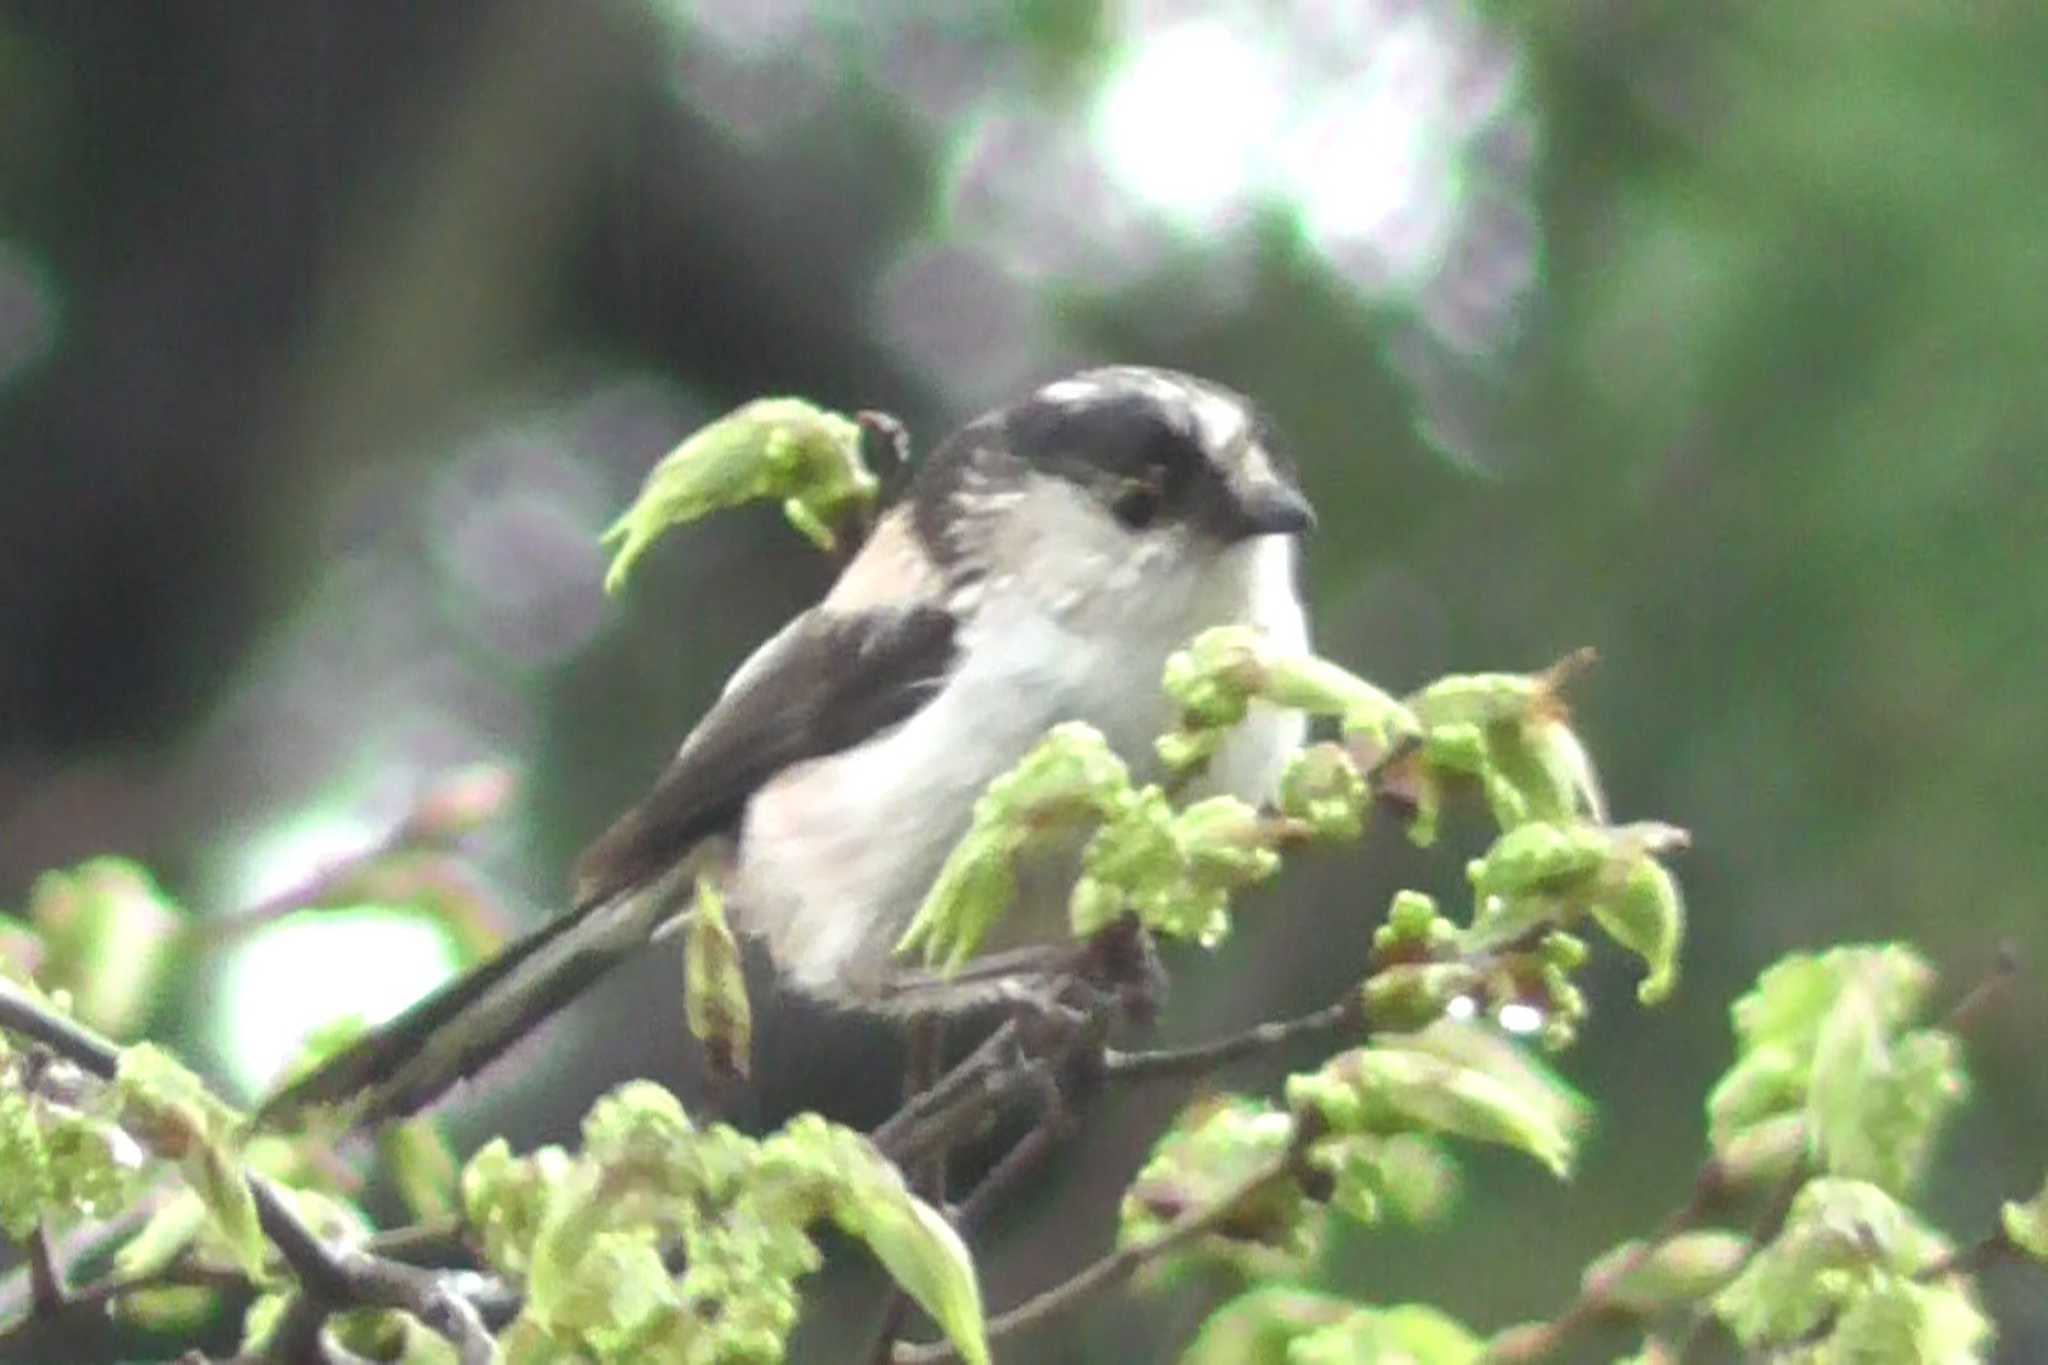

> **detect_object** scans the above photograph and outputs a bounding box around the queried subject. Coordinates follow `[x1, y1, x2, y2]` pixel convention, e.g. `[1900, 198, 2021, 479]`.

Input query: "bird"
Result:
[263, 365, 1316, 1126]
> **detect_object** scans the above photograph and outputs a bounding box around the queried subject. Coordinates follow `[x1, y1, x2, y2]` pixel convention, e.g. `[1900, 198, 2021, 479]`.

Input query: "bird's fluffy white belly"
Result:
[732, 536, 1308, 1005]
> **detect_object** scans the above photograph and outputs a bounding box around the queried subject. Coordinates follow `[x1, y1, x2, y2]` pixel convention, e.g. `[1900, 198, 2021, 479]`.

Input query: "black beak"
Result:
[1228, 480, 1317, 538]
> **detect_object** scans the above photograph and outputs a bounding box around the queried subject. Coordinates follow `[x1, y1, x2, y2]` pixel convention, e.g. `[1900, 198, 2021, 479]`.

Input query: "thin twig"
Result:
[1102, 996, 1364, 1083]
[870, 1023, 1025, 1165]
[1485, 1161, 1730, 1362]
[1915, 1228, 2017, 1284]
[892, 1117, 1322, 1364]
[950, 1106, 1072, 1234]
[1942, 942, 2019, 1036]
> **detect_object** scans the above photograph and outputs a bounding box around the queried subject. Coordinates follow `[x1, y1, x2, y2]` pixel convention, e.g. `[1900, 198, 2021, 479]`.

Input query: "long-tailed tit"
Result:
[267, 366, 1315, 1124]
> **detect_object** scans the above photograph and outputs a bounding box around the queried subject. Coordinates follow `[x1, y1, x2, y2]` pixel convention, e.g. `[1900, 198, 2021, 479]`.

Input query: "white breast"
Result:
[732, 533, 1308, 1006]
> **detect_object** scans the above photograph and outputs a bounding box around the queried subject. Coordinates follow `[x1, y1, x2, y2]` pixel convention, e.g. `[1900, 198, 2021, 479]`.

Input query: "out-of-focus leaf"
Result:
[1179, 1286, 1358, 1365]
[1297, 1022, 1589, 1178]
[1121, 1098, 1315, 1275]
[1708, 947, 1963, 1196]
[837, 1175, 988, 1365]
[32, 858, 184, 1037]
[1713, 1177, 1985, 1354]
[1289, 1303, 1484, 1365]
[2001, 1174, 2048, 1263]
[0, 1083, 49, 1238]
[1581, 1230, 1751, 1315]
[461, 1136, 574, 1277]
[1808, 993, 1965, 1194]
[1312, 1131, 1459, 1228]
[382, 1116, 459, 1224]
[761, 1114, 987, 1365]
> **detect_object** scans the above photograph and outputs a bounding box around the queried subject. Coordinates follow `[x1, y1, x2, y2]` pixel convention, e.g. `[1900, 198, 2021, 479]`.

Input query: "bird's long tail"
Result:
[256, 886, 680, 1129]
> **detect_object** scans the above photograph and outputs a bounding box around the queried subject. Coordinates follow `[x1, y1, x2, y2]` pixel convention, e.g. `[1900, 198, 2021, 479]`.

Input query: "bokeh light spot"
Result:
[1093, 17, 1286, 229]
[213, 908, 458, 1098]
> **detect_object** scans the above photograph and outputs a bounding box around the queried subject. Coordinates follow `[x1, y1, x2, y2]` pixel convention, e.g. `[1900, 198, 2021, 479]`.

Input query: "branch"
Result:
[892, 1116, 1324, 1364]
[0, 981, 504, 1364]
[1102, 996, 1364, 1083]
[869, 1022, 1028, 1165]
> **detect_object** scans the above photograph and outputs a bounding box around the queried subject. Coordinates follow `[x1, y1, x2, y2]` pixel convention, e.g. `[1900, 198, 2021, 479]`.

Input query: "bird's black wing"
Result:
[259, 603, 956, 1126]
[572, 602, 958, 907]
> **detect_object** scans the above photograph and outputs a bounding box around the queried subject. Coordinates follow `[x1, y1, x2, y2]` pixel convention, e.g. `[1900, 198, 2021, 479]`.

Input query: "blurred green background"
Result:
[1, 0, 2043, 1359]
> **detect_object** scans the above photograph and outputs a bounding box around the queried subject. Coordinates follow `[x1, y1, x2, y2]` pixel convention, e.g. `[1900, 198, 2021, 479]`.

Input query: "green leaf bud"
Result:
[1279, 743, 1370, 842]
[1162, 626, 1269, 728]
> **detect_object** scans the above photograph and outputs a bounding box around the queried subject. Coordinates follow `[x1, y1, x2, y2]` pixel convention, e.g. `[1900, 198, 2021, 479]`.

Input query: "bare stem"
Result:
[1103, 996, 1363, 1083]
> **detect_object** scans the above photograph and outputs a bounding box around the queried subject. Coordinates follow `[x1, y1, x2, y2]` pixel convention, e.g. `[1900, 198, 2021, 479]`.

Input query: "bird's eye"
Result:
[1111, 468, 1165, 529]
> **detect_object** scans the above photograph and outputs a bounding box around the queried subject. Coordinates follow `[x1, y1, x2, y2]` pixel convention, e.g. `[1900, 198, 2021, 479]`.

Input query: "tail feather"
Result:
[257, 888, 677, 1128]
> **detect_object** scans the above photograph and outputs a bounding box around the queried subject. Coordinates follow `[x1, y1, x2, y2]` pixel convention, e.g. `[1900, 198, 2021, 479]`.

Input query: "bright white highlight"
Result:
[1446, 995, 1480, 1021]
[1498, 1002, 1545, 1036]
[232, 814, 378, 910]
[213, 910, 458, 1097]
[1094, 20, 1287, 228]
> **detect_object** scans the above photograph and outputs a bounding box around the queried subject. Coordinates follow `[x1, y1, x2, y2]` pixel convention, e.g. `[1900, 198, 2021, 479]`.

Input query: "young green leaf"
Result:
[1286, 1031, 1589, 1178]
[0, 1083, 49, 1238]
[461, 1137, 575, 1277]
[601, 398, 875, 591]
[1713, 1178, 1986, 1353]
[903, 723, 1130, 969]
[836, 1174, 988, 1365]
[760, 1114, 989, 1365]
[1286, 1034, 1583, 1179]
[1589, 856, 1685, 1005]
[1121, 1098, 1318, 1274]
